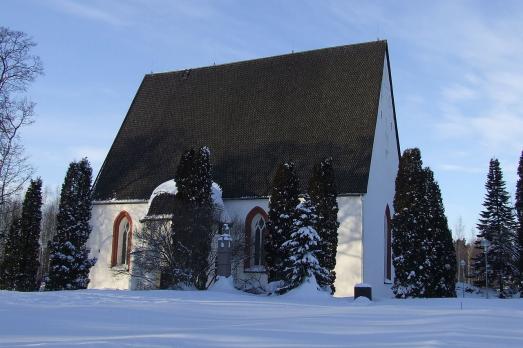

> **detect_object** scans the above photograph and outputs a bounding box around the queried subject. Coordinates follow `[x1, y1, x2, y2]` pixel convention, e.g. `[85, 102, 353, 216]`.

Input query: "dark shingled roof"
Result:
[93, 40, 398, 200]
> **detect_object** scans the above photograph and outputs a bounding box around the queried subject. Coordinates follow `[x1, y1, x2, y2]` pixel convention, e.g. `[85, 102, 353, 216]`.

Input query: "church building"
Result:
[87, 40, 400, 297]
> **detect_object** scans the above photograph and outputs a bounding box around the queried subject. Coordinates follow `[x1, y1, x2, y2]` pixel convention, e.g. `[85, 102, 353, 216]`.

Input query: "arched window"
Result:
[111, 211, 132, 268]
[384, 205, 392, 282]
[244, 207, 268, 270]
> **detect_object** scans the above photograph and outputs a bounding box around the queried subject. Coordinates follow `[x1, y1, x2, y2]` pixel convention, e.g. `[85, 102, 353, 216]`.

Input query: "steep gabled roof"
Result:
[93, 40, 393, 200]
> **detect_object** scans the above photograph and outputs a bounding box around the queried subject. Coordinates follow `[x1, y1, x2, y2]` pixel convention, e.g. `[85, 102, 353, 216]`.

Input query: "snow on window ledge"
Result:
[244, 265, 266, 273]
[111, 264, 129, 272]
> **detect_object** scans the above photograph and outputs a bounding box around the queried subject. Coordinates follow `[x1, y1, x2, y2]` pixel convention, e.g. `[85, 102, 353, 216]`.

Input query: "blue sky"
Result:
[3, 0, 523, 238]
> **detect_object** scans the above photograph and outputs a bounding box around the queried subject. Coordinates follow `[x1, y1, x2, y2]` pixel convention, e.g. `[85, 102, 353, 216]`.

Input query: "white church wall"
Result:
[87, 195, 366, 296]
[333, 195, 363, 297]
[226, 197, 364, 296]
[361, 55, 400, 298]
[88, 201, 148, 290]
[223, 198, 269, 224]
[223, 198, 270, 291]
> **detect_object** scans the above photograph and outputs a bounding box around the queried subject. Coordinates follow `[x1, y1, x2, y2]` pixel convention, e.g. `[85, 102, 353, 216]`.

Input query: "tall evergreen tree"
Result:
[277, 195, 329, 294]
[46, 158, 95, 290]
[170, 147, 214, 290]
[16, 178, 43, 291]
[0, 219, 21, 289]
[391, 148, 431, 298]
[423, 168, 456, 297]
[265, 162, 300, 283]
[515, 150, 523, 291]
[0, 178, 43, 291]
[473, 158, 518, 297]
[189, 147, 214, 289]
[308, 157, 339, 293]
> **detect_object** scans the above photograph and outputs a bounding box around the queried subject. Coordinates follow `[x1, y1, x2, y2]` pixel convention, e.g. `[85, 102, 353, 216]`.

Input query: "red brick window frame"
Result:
[384, 204, 392, 283]
[244, 206, 268, 271]
[111, 211, 133, 268]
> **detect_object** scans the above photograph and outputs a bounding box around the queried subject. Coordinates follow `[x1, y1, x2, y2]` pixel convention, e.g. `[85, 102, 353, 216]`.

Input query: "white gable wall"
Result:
[88, 201, 148, 289]
[361, 55, 399, 298]
[333, 195, 363, 297]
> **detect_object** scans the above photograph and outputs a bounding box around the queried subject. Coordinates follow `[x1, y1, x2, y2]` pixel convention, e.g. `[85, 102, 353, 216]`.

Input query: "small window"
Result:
[384, 205, 392, 282]
[244, 207, 268, 271]
[252, 215, 266, 266]
[111, 212, 132, 267]
[118, 219, 130, 265]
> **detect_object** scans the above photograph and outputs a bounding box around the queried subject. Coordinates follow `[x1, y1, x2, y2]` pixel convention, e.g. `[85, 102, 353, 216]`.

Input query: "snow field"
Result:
[0, 287, 522, 347]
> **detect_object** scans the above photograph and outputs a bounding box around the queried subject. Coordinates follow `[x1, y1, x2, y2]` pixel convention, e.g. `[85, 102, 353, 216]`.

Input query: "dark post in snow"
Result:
[217, 224, 232, 277]
[354, 283, 372, 301]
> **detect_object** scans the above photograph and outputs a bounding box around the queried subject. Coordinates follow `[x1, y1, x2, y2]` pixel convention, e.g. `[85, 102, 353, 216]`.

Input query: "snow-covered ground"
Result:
[1, 283, 522, 347]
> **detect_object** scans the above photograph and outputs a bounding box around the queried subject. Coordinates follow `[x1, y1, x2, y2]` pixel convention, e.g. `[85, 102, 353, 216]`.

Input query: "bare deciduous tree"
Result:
[116, 216, 220, 290]
[0, 27, 43, 234]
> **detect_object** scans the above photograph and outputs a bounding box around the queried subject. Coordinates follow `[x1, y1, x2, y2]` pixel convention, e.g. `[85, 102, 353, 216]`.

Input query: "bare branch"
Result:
[0, 27, 42, 208]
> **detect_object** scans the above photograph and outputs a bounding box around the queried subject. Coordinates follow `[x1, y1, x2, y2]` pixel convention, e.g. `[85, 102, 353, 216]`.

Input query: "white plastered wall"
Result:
[224, 199, 269, 224]
[224, 198, 270, 289]
[227, 197, 364, 296]
[333, 195, 363, 297]
[361, 55, 400, 298]
[87, 195, 365, 295]
[88, 201, 148, 289]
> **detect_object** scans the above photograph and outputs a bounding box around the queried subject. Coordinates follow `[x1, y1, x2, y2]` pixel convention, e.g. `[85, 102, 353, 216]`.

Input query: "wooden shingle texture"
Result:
[93, 40, 390, 200]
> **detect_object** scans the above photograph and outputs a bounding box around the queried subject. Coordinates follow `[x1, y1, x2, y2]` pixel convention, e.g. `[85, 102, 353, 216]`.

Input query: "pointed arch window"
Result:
[244, 207, 268, 271]
[384, 205, 392, 282]
[252, 216, 266, 266]
[111, 212, 132, 268]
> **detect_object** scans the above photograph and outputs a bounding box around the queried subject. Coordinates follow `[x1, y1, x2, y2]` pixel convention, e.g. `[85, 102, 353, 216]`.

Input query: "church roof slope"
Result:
[93, 40, 392, 200]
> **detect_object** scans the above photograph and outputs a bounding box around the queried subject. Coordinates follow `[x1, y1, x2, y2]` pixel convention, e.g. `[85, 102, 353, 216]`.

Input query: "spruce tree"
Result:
[308, 157, 339, 293]
[277, 195, 329, 294]
[0, 219, 21, 290]
[0, 179, 43, 291]
[423, 168, 456, 297]
[515, 150, 523, 291]
[170, 147, 214, 290]
[16, 178, 43, 291]
[265, 162, 300, 283]
[46, 158, 95, 290]
[473, 158, 518, 297]
[391, 148, 431, 298]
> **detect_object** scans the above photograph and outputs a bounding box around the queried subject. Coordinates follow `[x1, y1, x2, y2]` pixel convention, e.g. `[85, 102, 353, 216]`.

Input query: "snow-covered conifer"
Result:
[265, 162, 300, 283]
[16, 178, 43, 291]
[391, 148, 431, 298]
[473, 158, 518, 297]
[308, 157, 339, 293]
[515, 151, 523, 291]
[170, 147, 214, 290]
[392, 149, 457, 298]
[423, 168, 456, 297]
[46, 158, 95, 290]
[0, 178, 43, 291]
[277, 195, 329, 294]
[0, 219, 21, 290]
